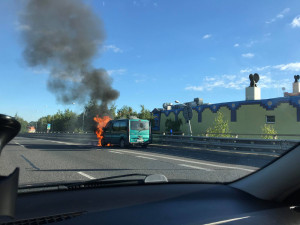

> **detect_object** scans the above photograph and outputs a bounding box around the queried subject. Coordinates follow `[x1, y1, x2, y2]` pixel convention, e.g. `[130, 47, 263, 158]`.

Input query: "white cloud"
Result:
[103, 45, 123, 53]
[277, 8, 290, 18]
[185, 62, 300, 91]
[266, 18, 276, 24]
[259, 75, 290, 89]
[266, 8, 290, 24]
[14, 22, 31, 31]
[202, 34, 212, 39]
[237, 62, 300, 73]
[32, 68, 50, 74]
[185, 62, 300, 93]
[186, 74, 247, 91]
[133, 0, 159, 7]
[185, 86, 204, 91]
[205, 77, 216, 81]
[206, 80, 225, 90]
[245, 40, 257, 48]
[227, 77, 248, 90]
[222, 75, 236, 80]
[240, 68, 252, 73]
[186, 73, 291, 92]
[186, 61, 300, 93]
[107, 69, 127, 76]
[256, 66, 271, 71]
[234, 43, 239, 47]
[242, 53, 254, 58]
[135, 79, 146, 83]
[274, 62, 300, 71]
[291, 16, 300, 28]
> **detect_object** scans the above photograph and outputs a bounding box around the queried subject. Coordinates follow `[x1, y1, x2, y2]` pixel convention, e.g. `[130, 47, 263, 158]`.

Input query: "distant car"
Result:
[102, 118, 151, 148]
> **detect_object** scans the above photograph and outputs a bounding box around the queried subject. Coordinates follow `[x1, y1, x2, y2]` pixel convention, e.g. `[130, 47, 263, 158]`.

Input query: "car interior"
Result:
[1, 114, 300, 225]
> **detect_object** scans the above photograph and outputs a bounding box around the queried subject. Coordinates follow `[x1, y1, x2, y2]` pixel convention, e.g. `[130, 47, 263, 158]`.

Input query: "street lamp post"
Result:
[187, 119, 192, 136]
[175, 100, 193, 136]
[82, 111, 85, 132]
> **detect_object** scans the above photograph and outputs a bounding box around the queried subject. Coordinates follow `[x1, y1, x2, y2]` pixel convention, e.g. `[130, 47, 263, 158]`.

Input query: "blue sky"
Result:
[1, 0, 300, 121]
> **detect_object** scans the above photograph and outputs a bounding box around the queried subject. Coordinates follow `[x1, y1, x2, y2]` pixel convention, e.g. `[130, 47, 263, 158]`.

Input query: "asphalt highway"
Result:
[0, 136, 278, 186]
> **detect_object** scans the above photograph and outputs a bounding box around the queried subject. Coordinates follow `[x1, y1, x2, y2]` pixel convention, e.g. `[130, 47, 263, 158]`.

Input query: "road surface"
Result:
[0, 136, 277, 185]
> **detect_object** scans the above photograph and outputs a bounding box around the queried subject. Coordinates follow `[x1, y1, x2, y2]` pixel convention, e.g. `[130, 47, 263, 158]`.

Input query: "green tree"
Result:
[138, 105, 155, 127]
[138, 105, 153, 120]
[61, 109, 77, 132]
[37, 116, 51, 132]
[40, 109, 78, 132]
[108, 103, 117, 119]
[116, 105, 138, 119]
[82, 100, 115, 132]
[14, 114, 28, 133]
[83, 100, 102, 132]
[206, 112, 231, 137]
[34, 103, 155, 133]
[261, 124, 277, 139]
[165, 119, 182, 133]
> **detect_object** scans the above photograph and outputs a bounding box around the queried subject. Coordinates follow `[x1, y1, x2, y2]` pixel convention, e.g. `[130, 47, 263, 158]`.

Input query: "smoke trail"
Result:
[20, 0, 119, 106]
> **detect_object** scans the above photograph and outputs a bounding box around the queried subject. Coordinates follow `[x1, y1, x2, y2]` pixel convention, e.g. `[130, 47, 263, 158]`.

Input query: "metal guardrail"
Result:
[159, 132, 300, 140]
[19, 133, 299, 154]
[19, 133, 98, 145]
[152, 134, 299, 154]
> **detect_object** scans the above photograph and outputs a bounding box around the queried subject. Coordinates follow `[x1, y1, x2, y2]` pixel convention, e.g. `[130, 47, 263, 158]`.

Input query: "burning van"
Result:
[101, 119, 151, 148]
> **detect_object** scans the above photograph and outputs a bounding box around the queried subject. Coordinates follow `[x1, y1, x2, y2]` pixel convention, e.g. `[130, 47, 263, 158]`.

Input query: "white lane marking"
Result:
[151, 144, 278, 157]
[24, 138, 84, 146]
[203, 216, 250, 225]
[23, 138, 83, 146]
[14, 142, 25, 148]
[136, 156, 157, 160]
[178, 164, 212, 171]
[77, 172, 95, 180]
[109, 151, 124, 154]
[49, 140, 78, 145]
[113, 149, 255, 172]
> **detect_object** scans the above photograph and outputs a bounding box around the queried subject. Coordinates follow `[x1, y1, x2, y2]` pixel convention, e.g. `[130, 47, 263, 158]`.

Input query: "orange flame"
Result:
[93, 115, 111, 146]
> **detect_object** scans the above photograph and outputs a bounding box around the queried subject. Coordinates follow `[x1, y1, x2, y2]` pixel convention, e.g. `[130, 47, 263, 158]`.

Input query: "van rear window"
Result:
[130, 121, 149, 130]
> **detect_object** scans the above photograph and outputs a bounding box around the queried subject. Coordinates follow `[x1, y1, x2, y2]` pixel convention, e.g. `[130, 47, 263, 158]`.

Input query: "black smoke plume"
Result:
[20, 0, 119, 107]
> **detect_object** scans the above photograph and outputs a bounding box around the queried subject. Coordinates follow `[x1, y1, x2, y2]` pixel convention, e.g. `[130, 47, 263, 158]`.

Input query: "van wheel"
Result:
[142, 144, 148, 148]
[101, 139, 106, 147]
[119, 139, 125, 148]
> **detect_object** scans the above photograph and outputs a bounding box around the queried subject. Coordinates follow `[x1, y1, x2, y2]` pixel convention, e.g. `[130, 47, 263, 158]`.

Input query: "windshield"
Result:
[130, 121, 149, 131]
[0, 0, 300, 187]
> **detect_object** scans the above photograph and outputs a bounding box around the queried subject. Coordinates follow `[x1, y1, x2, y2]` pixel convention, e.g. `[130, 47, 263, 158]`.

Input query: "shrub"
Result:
[206, 112, 231, 137]
[261, 124, 277, 139]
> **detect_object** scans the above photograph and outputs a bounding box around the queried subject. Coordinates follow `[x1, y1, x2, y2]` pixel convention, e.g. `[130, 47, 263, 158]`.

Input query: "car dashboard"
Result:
[1, 183, 300, 225]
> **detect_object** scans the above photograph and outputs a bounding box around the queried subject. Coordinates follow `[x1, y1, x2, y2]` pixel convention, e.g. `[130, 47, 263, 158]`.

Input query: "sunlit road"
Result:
[0, 136, 277, 185]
